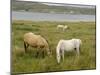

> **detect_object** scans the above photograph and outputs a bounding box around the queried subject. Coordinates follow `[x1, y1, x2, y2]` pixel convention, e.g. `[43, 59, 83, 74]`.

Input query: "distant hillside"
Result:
[12, 0, 96, 15]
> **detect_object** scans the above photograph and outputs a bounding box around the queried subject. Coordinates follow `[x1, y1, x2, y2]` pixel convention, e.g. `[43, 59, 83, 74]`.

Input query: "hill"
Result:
[12, 0, 95, 15]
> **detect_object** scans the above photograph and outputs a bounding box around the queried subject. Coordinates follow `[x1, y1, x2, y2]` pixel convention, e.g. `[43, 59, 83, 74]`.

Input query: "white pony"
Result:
[57, 25, 64, 30]
[56, 39, 82, 63]
[57, 25, 68, 31]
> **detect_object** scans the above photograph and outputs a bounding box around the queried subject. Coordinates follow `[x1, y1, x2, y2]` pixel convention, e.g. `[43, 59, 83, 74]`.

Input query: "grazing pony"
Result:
[56, 39, 82, 63]
[57, 25, 68, 31]
[24, 32, 51, 56]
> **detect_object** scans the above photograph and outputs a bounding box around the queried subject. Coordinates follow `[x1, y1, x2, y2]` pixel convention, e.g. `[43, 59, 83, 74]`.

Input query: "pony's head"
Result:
[57, 53, 61, 64]
[46, 47, 52, 57]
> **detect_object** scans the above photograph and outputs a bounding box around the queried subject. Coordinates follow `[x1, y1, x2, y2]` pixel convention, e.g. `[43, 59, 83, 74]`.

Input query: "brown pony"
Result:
[24, 32, 51, 56]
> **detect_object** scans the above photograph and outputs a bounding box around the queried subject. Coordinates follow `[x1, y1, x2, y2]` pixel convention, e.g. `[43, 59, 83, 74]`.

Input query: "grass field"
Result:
[12, 20, 96, 74]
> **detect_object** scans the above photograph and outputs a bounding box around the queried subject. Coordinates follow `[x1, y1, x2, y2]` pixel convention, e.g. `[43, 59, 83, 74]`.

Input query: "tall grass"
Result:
[12, 20, 96, 74]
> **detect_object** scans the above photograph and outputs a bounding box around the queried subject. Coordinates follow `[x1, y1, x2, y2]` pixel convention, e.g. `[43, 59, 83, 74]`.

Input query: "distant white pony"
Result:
[56, 39, 82, 63]
[57, 25, 68, 31]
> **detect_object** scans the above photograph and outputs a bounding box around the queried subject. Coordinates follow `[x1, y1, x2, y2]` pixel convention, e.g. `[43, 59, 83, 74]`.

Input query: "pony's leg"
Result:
[36, 48, 39, 58]
[26, 44, 29, 49]
[42, 49, 45, 58]
[36, 46, 41, 58]
[76, 47, 80, 56]
[61, 50, 64, 61]
[40, 47, 44, 58]
[24, 41, 27, 53]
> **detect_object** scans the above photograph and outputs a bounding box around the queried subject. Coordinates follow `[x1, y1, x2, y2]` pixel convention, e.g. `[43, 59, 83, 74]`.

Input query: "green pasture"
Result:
[12, 20, 96, 74]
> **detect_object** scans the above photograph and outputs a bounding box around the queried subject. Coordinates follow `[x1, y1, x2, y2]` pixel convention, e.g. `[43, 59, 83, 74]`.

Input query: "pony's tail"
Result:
[79, 39, 82, 45]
